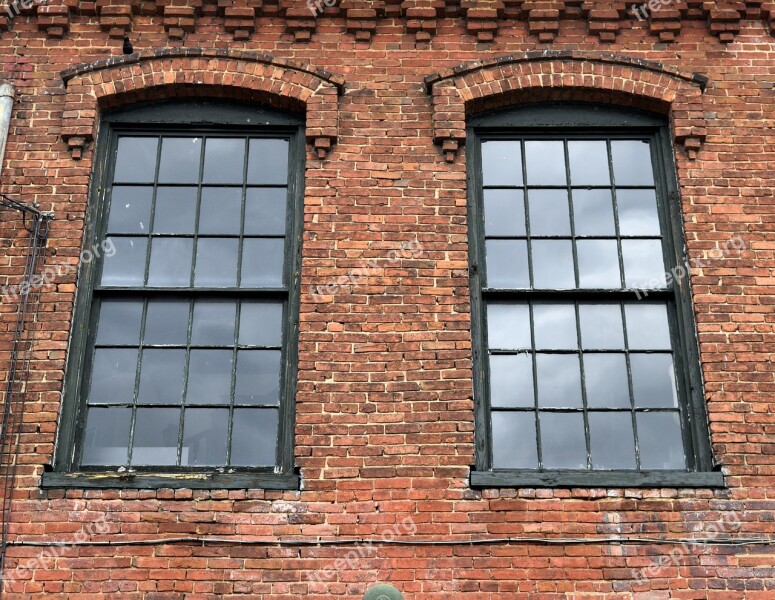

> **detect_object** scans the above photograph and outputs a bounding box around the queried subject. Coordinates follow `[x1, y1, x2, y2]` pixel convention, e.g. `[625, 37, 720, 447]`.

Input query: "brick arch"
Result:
[424, 52, 709, 162]
[59, 48, 345, 160]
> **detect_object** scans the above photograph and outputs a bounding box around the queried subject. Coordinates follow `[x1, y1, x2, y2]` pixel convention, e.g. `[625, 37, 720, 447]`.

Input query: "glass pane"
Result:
[88, 348, 138, 405]
[625, 303, 672, 350]
[485, 240, 529, 288]
[583, 353, 630, 409]
[231, 408, 278, 466]
[158, 137, 202, 184]
[531, 240, 575, 288]
[199, 188, 242, 235]
[533, 303, 577, 350]
[487, 303, 531, 350]
[631, 353, 678, 408]
[137, 349, 186, 404]
[568, 140, 610, 186]
[483, 189, 525, 237]
[489, 354, 534, 408]
[491, 411, 538, 469]
[96, 300, 143, 345]
[107, 186, 152, 234]
[247, 139, 289, 185]
[203, 138, 245, 184]
[195, 238, 239, 287]
[183, 408, 229, 466]
[131, 407, 180, 465]
[622, 239, 666, 288]
[144, 300, 190, 345]
[611, 140, 654, 186]
[81, 407, 131, 466]
[525, 140, 566, 185]
[637, 412, 686, 470]
[528, 189, 571, 236]
[617, 189, 660, 236]
[589, 412, 636, 469]
[244, 188, 287, 236]
[186, 350, 233, 405]
[234, 350, 281, 405]
[577, 240, 621, 288]
[241, 238, 284, 287]
[153, 187, 198, 234]
[579, 304, 624, 349]
[572, 189, 615, 236]
[147, 238, 193, 287]
[191, 300, 237, 346]
[239, 301, 283, 347]
[481, 140, 523, 187]
[536, 354, 582, 408]
[114, 137, 157, 183]
[100, 237, 147, 286]
[540, 412, 587, 469]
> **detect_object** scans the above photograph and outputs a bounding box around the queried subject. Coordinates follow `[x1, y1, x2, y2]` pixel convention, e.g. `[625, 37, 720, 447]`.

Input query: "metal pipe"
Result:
[0, 82, 16, 184]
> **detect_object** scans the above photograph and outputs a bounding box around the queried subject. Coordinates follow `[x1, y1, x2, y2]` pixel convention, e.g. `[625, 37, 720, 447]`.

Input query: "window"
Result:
[43, 101, 303, 489]
[468, 104, 722, 488]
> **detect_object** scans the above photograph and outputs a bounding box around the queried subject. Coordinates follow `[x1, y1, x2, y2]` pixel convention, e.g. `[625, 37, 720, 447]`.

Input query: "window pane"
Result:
[536, 354, 582, 408]
[611, 140, 654, 186]
[241, 238, 285, 287]
[487, 303, 531, 350]
[153, 187, 198, 234]
[540, 412, 587, 469]
[631, 354, 678, 408]
[533, 303, 577, 350]
[485, 240, 529, 288]
[481, 140, 522, 187]
[199, 188, 242, 235]
[483, 189, 525, 237]
[637, 412, 686, 470]
[100, 237, 147, 286]
[144, 300, 190, 345]
[137, 349, 186, 404]
[577, 240, 621, 288]
[183, 408, 229, 466]
[107, 186, 152, 234]
[528, 189, 570, 236]
[244, 188, 287, 236]
[531, 240, 575, 288]
[589, 412, 636, 469]
[491, 411, 538, 468]
[583, 353, 630, 409]
[131, 407, 180, 465]
[96, 300, 143, 345]
[568, 140, 610, 186]
[234, 350, 281, 405]
[195, 238, 239, 287]
[617, 189, 660, 236]
[88, 348, 138, 405]
[247, 139, 289, 185]
[579, 304, 624, 349]
[186, 350, 233, 405]
[231, 408, 278, 466]
[622, 239, 666, 288]
[625, 303, 672, 350]
[489, 354, 534, 408]
[572, 189, 615, 236]
[239, 301, 283, 347]
[203, 138, 245, 184]
[81, 407, 131, 466]
[525, 140, 566, 185]
[114, 137, 157, 183]
[148, 238, 193, 287]
[158, 137, 202, 184]
[191, 300, 237, 346]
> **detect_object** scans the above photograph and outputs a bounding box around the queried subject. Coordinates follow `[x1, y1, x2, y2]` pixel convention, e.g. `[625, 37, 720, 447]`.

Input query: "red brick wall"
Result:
[0, 1, 774, 598]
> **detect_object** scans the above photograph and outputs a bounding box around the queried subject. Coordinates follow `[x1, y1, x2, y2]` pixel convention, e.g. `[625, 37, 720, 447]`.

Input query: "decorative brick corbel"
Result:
[224, 6, 257, 40]
[705, 1, 743, 42]
[37, 1, 76, 38]
[403, 0, 444, 43]
[281, 0, 318, 42]
[763, 2, 775, 33]
[648, 2, 687, 42]
[675, 130, 706, 160]
[582, 2, 626, 43]
[522, 1, 563, 42]
[97, 1, 134, 39]
[157, 0, 202, 39]
[461, 0, 505, 42]
[341, 1, 381, 42]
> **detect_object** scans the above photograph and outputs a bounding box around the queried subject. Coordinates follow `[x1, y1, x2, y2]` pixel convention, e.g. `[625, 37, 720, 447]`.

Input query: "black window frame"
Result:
[42, 99, 305, 490]
[467, 103, 724, 489]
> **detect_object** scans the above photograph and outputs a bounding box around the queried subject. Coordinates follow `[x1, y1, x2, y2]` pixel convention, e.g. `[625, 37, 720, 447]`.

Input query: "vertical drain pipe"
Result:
[0, 83, 15, 183]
